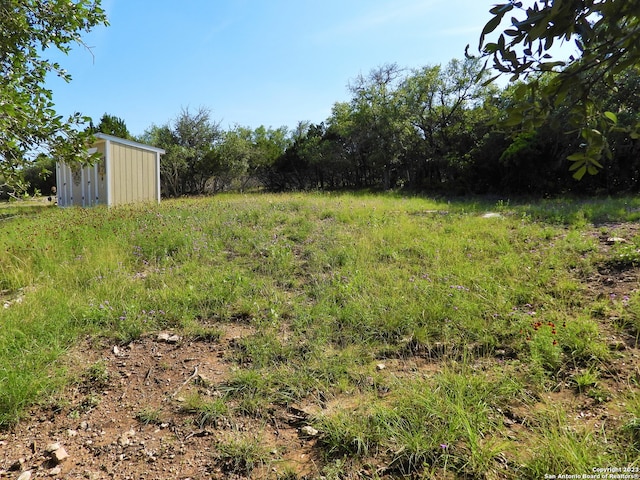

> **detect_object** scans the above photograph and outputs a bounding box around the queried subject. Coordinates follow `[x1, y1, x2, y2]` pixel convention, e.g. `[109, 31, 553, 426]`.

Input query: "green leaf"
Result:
[567, 153, 587, 162]
[502, 111, 524, 126]
[604, 111, 618, 124]
[539, 61, 565, 71]
[479, 15, 504, 49]
[572, 165, 587, 180]
[569, 161, 585, 172]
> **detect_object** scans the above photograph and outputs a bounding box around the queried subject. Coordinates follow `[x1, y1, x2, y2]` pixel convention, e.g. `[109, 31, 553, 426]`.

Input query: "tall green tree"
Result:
[237, 125, 289, 190]
[386, 57, 493, 190]
[217, 126, 255, 191]
[347, 63, 408, 189]
[0, 0, 108, 192]
[140, 107, 221, 196]
[476, 0, 640, 179]
[92, 113, 131, 139]
[139, 123, 184, 197]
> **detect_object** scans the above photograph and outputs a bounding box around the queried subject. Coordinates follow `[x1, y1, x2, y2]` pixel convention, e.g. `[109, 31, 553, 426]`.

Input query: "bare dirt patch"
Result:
[0, 324, 321, 480]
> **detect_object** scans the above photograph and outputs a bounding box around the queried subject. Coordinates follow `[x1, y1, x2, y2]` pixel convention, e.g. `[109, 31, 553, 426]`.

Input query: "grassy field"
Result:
[1, 193, 640, 478]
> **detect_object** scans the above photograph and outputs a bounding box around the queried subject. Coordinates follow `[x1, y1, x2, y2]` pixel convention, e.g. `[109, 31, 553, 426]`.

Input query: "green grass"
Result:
[1, 192, 639, 477]
[213, 433, 272, 475]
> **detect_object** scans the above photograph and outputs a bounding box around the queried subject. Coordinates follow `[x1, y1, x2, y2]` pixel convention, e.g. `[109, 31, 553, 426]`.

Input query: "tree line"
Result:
[127, 57, 638, 197]
[14, 57, 640, 199]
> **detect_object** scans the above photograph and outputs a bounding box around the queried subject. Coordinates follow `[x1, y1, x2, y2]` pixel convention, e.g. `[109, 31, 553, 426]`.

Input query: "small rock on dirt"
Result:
[16, 471, 32, 480]
[157, 333, 170, 342]
[117, 428, 136, 446]
[50, 447, 69, 464]
[606, 237, 628, 245]
[300, 425, 319, 437]
[45, 442, 61, 453]
[157, 333, 181, 344]
[49, 466, 62, 476]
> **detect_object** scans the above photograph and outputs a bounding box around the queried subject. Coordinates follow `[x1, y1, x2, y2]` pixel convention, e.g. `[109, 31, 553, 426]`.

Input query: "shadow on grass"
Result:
[0, 199, 56, 221]
[421, 194, 640, 225]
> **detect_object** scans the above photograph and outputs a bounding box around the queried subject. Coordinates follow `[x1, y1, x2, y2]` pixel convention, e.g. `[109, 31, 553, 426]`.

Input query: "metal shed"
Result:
[56, 133, 165, 207]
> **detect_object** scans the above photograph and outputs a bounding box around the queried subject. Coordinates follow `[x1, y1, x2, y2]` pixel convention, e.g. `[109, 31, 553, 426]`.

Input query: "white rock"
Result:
[17, 471, 32, 480]
[113, 345, 125, 357]
[300, 425, 319, 437]
[376, 363, 386, 370]
[45, 443, 61, 453]
[607, 237, 628, 244]
[51, 447, 69, 464]
[118, 428, 136, 446]
[49, 466, 62, 476]
[157, 332, 170, 342]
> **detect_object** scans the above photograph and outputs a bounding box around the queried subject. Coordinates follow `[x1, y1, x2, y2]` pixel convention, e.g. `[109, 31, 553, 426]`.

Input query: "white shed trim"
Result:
[94, 133, 166, 155]
[105, 137, 112, 206]
[156, 150, 162, 203]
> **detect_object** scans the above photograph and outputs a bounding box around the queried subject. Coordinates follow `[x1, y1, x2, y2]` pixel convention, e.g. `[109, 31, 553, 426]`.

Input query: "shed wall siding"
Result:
[110, 143, 158, 206]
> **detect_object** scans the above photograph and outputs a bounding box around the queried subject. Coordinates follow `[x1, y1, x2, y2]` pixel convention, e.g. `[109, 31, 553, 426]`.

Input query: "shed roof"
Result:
[94, 133, 165, 155]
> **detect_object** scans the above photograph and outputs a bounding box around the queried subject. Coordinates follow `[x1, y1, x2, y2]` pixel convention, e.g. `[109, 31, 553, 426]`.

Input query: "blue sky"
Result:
[47, 1, 499, 137]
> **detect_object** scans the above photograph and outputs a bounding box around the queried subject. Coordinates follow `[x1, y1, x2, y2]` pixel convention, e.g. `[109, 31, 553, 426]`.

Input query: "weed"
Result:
[275, 467, 300, 480]
[315, 405, 382, 458]
[182, 322, 223, 342]
[520, 411, 613, 476]
[321, 458, 349, 480]
[214, 435, 271, 476]
[621, 417, 640, 448]
[606, 243, 640, 270]
[571, 367, 600, 393]
[180, 393, 229, 428]
[135, 407, 163, 426]
[79, 393, 101, 412]
[83, 361, 109, 389]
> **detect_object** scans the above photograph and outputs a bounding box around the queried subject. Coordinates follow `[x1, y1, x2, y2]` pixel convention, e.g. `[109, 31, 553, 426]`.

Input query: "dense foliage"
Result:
[135, 1, 640, 196]
[139, 108, 291, 196]
[0, 0, 107, 195]
[121, 57, 636, 197]
[477, 0, 640, 180]
[254, 61, 639, 195]
[89, 113, 131, 139]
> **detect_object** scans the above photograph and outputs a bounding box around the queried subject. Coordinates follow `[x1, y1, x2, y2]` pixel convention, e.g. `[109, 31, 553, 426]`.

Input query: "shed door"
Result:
[70, 164, 101, 207]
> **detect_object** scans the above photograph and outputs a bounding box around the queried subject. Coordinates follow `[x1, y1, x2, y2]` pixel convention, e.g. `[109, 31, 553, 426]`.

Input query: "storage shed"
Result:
[56, 133, 165, 207]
